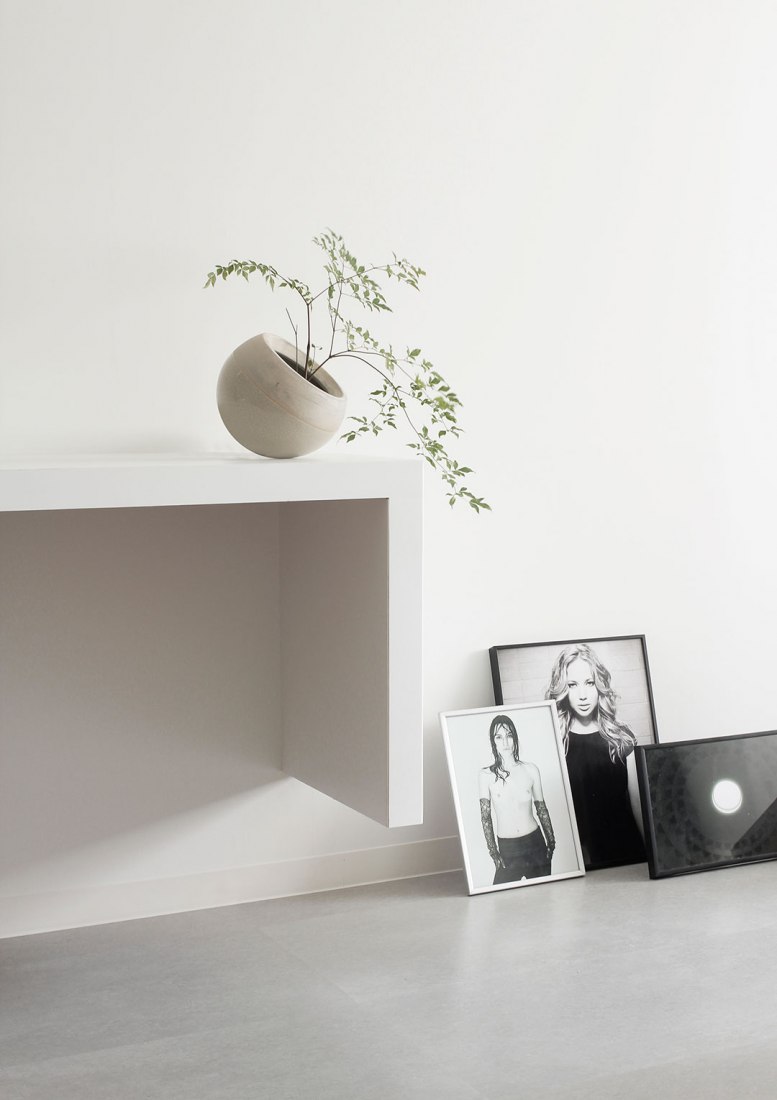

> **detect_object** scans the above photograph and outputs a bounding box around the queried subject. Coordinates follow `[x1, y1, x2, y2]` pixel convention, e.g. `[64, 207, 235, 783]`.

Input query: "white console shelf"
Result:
[0, 453, 423, 827]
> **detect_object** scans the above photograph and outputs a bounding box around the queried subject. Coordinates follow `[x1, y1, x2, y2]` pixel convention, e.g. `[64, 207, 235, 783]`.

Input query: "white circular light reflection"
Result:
[711, 778, 743, 815]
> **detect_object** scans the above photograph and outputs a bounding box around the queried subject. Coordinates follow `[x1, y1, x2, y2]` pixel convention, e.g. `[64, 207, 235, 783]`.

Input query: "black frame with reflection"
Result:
[489, 634, 659, 870]
[637, 730, 777, 878]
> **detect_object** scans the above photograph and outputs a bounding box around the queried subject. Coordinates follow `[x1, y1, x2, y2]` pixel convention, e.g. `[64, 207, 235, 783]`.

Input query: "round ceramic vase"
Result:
[217, 333, 347, 459]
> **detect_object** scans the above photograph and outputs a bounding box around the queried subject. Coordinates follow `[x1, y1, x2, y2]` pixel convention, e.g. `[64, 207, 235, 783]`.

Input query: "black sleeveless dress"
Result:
[566, 731, 645, 869]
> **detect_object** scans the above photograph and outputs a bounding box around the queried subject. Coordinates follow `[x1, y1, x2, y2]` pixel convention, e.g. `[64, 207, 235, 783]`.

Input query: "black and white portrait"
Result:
[490, 635, 659, 871]
[440, 701, 584, 894]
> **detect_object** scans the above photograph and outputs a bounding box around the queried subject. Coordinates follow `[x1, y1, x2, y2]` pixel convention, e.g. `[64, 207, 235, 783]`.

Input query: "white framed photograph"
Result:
[440, 701, 585, 895]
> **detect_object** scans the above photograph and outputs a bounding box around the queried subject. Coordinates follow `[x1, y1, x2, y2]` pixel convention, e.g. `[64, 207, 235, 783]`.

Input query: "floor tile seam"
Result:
[367, 1005, 777, 1088]
[566, 1029, 777, 1084]
[0, 925, 325, 996]
[257, 925, 369, 1005]
[326, 1003, 492, 1100]
[0, 934, 315, 1074]
[0, 1016, 294, 1076]
[446, 1026, 777, 1087]
[0, 987, 364, 1071]
[343, 967, 503, 1013]
[0, 1014, 489, 1090]
[624, 913, 777, 941]
[527, 925, 777, 972]
[215, 920, 365, 1000]
[0, 936, 368, 1070]
[321, 1002, 497, 1100]
[0, 1026, 232, 1074]
[347, 993, 499, 1086]
[660, 1028, 776, 1064]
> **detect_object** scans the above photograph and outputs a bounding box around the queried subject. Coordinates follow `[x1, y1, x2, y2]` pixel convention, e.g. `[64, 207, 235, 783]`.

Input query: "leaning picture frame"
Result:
[440, 701, 585, 895]
[489, 635, 659, 870]
[637, 730, 777, 879]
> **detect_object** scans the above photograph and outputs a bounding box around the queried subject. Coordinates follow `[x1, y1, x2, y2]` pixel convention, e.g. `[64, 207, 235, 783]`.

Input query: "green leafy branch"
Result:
[204, 230, 489, 511]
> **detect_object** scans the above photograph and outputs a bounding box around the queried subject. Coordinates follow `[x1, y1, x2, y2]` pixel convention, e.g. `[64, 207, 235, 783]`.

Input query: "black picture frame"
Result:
[637, 730, 777, 879]
[489, 634, 659, 870]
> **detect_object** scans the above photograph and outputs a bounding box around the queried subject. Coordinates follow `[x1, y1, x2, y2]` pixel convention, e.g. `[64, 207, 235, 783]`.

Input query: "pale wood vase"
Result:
[217, 333, 347, 459]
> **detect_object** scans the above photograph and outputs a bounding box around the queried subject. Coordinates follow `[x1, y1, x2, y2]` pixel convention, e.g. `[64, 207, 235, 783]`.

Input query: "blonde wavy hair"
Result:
[545, 643, 636, 763]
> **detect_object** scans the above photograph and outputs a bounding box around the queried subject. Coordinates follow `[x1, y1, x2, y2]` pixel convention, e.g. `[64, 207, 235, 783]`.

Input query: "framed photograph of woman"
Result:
[440, 701, 585, 895]
[489, 635, 659, 871]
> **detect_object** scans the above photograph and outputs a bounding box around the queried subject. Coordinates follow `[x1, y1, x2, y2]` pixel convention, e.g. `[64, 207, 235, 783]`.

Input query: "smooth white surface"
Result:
[0, 837, 460, 939]
[0, 456, 423, 933]
[280, 499, 390, 821]
[0, 452, 419, 510]
[3, 2, 777, 931]
[0, 453, 423, 827]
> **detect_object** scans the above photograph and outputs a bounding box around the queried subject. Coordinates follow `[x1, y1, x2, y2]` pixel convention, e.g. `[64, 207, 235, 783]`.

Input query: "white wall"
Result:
[2, 0, 777, 933]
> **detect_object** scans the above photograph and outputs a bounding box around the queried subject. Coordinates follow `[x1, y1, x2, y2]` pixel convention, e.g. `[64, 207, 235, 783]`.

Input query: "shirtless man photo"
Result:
[479, 713, 556, 884]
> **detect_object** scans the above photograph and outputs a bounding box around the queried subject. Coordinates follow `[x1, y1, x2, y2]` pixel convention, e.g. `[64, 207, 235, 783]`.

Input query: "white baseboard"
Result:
[0, 836, 463, 939]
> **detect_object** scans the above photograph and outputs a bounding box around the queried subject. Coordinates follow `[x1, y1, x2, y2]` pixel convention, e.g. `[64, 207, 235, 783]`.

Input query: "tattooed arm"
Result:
[534, 800, 556, 858]
[528, 764, 556, 859]
[478, 770, 504, 869]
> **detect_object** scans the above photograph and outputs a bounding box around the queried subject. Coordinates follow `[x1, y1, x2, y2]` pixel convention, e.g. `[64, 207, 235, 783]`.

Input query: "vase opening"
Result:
[277, 351, 330, 394]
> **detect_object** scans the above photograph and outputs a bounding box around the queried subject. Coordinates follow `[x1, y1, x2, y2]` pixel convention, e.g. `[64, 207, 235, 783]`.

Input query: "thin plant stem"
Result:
[324, 352, 431, 452]
[309, 264, 390, 305]
[328, 260, 345, 359]
[285, 308, 299, 370]
[304, 298, 312, 376]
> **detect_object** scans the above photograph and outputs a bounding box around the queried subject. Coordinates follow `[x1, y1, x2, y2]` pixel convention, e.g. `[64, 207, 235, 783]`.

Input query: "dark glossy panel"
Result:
[638, 731, 777, 877]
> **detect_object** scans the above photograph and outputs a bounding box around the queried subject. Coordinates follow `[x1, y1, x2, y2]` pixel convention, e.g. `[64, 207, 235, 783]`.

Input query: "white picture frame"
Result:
[440, 701, 585, 895]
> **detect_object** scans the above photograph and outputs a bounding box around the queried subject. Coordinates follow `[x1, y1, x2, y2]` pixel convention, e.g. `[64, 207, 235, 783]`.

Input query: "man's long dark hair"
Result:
[489, 714, 520, 783]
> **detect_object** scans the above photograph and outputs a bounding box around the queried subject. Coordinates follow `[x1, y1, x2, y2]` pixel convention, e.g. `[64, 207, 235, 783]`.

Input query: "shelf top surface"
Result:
[0, 452, 423, 511]
[0, 451, 416, 470]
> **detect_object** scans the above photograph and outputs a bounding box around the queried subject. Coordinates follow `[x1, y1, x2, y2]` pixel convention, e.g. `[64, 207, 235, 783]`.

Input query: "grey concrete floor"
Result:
[2, 862, 777, 1099]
